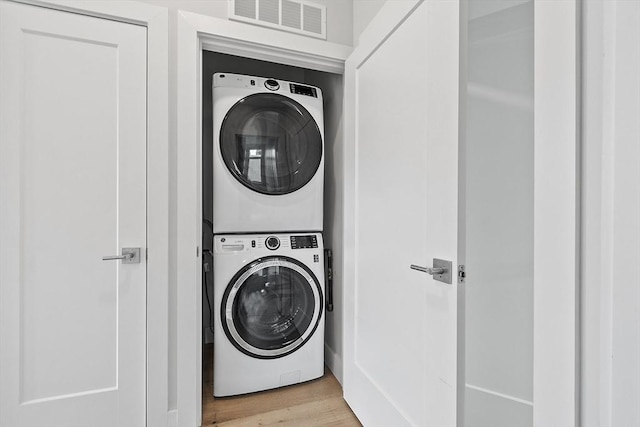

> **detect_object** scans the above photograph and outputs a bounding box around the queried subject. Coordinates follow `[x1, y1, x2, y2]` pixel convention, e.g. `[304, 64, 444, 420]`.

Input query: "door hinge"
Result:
[458, 265, 466, 284]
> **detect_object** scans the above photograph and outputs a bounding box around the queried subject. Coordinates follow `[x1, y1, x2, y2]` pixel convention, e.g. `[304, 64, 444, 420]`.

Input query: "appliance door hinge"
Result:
[458, 265, 466, 284]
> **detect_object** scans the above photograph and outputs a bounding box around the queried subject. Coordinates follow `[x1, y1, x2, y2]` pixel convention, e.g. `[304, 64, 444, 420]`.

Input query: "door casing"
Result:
[176, 11, 351, 427]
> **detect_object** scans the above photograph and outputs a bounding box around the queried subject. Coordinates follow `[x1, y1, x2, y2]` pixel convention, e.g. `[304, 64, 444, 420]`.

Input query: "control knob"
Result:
[264, 79, 280, 91]
[265, 236, 280, 250]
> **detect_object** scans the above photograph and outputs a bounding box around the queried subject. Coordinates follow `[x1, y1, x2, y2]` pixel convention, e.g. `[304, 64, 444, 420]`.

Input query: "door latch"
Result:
[458, 265, 466, 284]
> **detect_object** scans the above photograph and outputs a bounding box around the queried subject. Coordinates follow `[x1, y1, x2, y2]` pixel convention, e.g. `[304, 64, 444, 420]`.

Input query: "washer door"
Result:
[221, 256, 323, 359]
[219, 93, 322, 195]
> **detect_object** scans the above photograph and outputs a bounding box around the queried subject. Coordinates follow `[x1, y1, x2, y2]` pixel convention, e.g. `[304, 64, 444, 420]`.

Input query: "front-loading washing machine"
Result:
[213, 232, 325, 397]
[212, 72, 324, 234]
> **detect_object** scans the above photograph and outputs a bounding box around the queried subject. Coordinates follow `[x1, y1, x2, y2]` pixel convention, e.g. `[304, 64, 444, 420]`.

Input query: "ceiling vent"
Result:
[230, 0, 327, 40]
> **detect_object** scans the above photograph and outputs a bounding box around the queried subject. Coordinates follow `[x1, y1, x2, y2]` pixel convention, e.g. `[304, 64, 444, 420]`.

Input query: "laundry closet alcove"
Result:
[176, 11, 351, 426]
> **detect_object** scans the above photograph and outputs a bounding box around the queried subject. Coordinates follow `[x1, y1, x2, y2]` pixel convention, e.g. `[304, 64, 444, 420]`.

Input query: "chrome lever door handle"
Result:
[410, 258, 453, 284]
[410, 265, 446, 275]
[103, 254, 133, 260]
[102, 248, 141, 264]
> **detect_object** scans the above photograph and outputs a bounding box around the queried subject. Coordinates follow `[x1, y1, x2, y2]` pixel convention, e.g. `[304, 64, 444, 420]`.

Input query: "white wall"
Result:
[352, 0, 385, 45]
[582, 1, 640, 426]
[136, 0, 353, 412]
[302, 71, 346, 381]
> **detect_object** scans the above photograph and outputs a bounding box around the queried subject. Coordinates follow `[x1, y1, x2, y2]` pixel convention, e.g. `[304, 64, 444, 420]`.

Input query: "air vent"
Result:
[230, 0, 327, 40]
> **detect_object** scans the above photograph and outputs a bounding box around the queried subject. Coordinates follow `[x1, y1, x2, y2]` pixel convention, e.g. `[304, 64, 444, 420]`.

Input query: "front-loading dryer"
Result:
[212, 73, 324, 234]
[213, 232, 325, 397]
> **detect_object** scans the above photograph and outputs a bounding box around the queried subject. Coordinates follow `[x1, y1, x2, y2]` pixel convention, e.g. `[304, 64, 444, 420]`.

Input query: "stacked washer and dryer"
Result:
[211, 73, 326, 397]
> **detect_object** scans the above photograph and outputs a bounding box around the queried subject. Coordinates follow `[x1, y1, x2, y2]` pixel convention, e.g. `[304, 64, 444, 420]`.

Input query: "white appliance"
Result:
[212, 73, 325, 234]
[213, 232, 325, 396]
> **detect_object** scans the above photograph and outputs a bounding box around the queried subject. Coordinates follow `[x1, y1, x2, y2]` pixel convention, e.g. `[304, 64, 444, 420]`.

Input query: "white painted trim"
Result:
[582, 2, 640, 425]
[11, 0, 164, 26]
[144, 6, 170, 427]
[176, 11, 350, 427]
[180, 11, 350, 74]
[581, 1, 608, 424]
[8, 1, 170, 426]
[176, 13, 201, 427]
[533, 1, 579, 426]
[609, 3, 640, 423]
[597, 5, 617, 424]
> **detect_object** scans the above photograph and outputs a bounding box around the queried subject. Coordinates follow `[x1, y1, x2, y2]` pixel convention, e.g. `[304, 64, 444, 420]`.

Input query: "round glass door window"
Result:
[221, 256, 323, 359]
[219, 93, 322, 195]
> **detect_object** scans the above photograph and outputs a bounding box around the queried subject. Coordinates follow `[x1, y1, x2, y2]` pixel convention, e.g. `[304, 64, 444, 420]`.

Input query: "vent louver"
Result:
[230, 0, 326, 40]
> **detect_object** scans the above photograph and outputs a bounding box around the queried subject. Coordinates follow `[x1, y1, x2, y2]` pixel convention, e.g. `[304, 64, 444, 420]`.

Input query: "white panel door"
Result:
[0, 2, 147, 426]
[343, 1, 578, 426]
[343, 1, 460, 426]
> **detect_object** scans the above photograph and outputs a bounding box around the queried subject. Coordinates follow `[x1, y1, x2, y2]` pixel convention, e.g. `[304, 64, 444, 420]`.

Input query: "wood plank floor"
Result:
[202, 345, 361, 426]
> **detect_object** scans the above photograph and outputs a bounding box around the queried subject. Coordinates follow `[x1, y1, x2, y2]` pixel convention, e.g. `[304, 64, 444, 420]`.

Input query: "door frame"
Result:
[6, 1, 170, 425]
[533, 1, 580, 425]
[176, 11, 351, 427]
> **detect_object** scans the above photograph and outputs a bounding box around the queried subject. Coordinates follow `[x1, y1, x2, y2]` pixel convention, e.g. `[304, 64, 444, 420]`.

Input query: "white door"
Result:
[0, 2, 147, 426]
[343, 0, 578, 426]
[343, 1, 460, 426]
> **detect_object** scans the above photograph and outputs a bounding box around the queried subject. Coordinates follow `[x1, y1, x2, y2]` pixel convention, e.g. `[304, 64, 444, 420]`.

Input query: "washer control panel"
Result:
[215, 233, 321, 253]
[290, 235, 318, 249]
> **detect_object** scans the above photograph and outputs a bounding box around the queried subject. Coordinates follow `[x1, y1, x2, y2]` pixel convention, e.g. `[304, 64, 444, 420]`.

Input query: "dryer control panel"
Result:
[289, 83, 317, 98]
[213, 72, 321, 100]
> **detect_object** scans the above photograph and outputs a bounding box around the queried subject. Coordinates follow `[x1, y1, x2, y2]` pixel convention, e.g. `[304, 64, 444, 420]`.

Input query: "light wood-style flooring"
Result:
[202, 344, 361, 426]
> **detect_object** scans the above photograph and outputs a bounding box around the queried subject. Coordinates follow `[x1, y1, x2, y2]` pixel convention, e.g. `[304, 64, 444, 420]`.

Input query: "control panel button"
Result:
[264, 79, 280, 91]
[265, 236, 280, 250]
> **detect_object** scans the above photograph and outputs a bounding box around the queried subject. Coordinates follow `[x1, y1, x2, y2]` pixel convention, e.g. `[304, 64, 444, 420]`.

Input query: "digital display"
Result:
[290, 235, 318, 249]
[290, 84, 317, 98]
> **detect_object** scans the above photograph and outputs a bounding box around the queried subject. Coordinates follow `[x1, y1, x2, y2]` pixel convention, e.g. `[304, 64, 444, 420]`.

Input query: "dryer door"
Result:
[219, 93, 322, 195]
[221, 256, 323, 359]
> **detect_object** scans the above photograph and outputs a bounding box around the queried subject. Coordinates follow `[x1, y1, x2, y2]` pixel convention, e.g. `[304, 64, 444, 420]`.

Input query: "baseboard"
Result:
[324, 343, 343, 385]
[167, 409, 178, 427]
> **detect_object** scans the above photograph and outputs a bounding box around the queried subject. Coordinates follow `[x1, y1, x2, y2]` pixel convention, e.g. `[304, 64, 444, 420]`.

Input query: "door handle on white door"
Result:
[410, 265, 446, 275]
[410, 258, 452, 284]
[102, 247, 141, 264]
